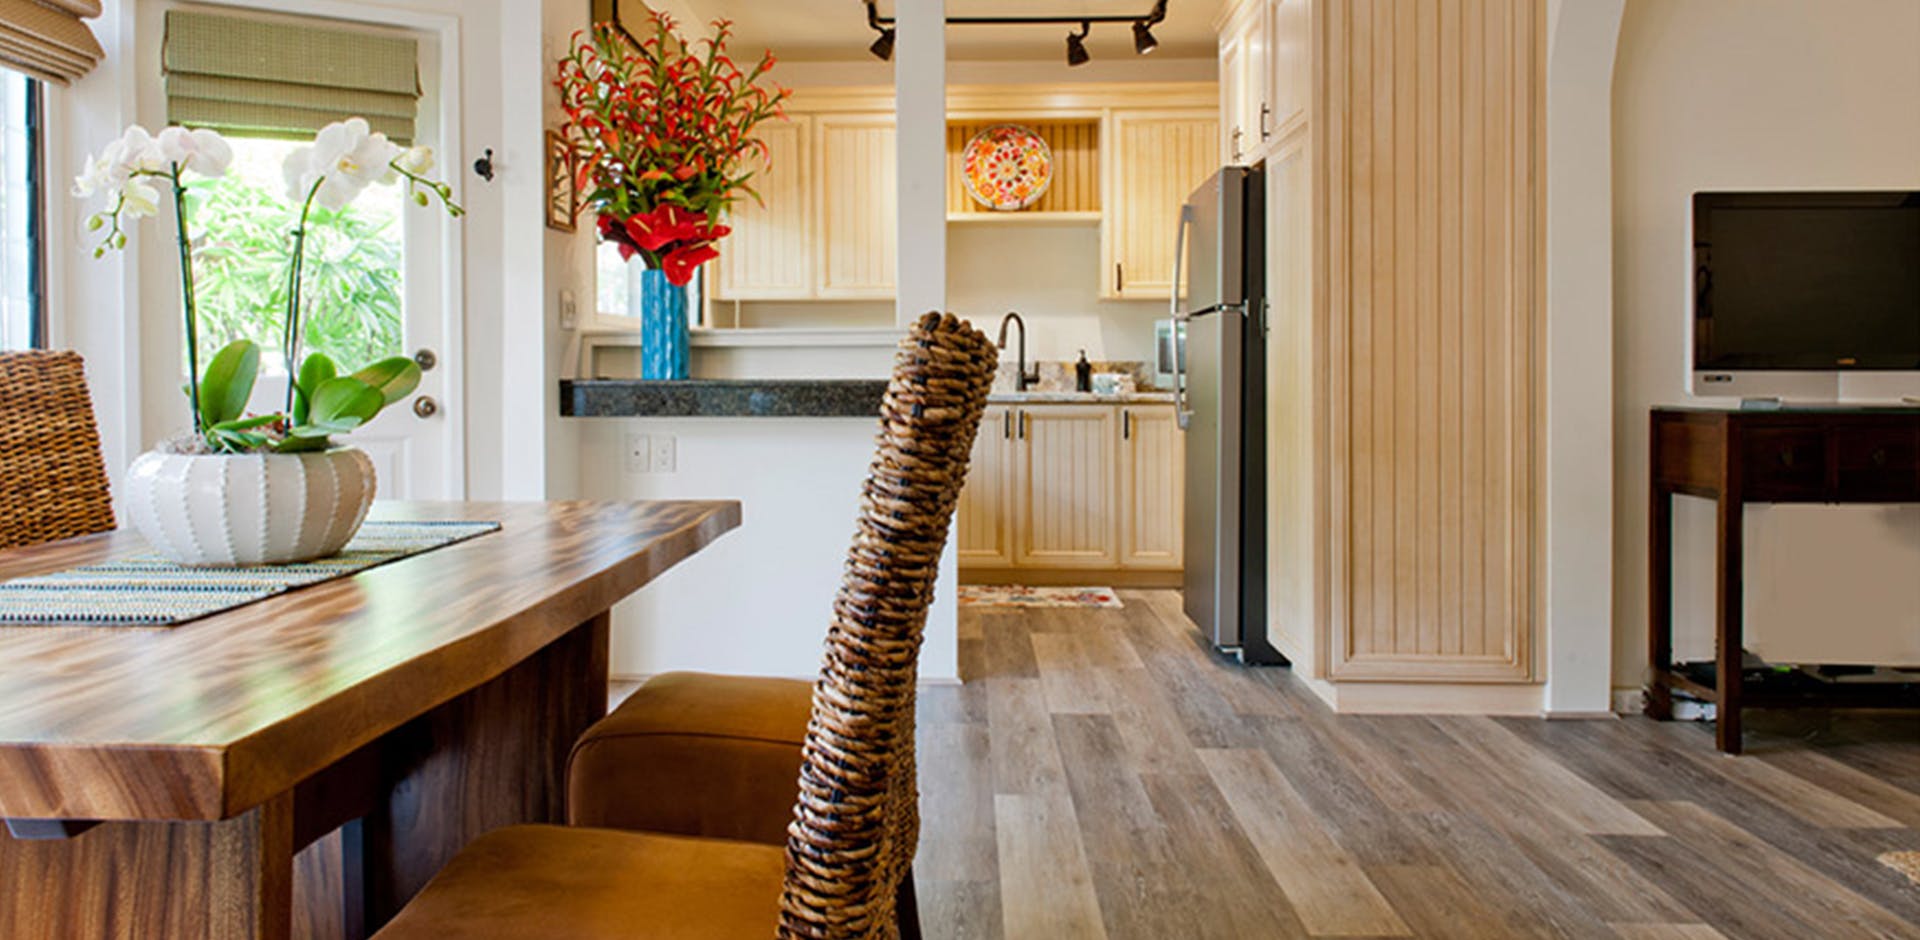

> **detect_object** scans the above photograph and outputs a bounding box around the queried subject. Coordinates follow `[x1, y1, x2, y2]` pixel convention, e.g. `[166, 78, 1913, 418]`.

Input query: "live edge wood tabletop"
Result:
[0, 499, 740, 940]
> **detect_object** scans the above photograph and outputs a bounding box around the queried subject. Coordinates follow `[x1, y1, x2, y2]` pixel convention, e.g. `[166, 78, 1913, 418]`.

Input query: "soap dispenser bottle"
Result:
[1075, 350, 1092, 393]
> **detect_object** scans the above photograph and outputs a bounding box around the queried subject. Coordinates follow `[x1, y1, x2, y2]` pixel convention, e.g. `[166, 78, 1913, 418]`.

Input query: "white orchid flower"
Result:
[156, 126, 233, 178]
[104, 125, 166, 178]
[72, 153, 113, 197]
[119, 178, 162, 219]
[290, 117, 403, 210]
[394, 145, 435, 176]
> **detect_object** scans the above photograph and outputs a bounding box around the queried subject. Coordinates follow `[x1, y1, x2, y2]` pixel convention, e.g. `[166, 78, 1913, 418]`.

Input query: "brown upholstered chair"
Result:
[0, 351, 114, 550]
[372, 311, 998, 940]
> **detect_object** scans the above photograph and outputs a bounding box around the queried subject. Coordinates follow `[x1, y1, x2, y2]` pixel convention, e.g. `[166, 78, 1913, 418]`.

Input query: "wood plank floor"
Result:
[913, 589, 1920, 940]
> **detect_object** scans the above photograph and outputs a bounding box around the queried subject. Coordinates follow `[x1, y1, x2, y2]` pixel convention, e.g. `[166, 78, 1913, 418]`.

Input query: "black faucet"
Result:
[996, 311, 1040, 391]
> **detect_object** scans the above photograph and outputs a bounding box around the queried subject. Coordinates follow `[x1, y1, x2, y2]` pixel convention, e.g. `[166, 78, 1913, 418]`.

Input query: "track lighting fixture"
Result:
[1132, 19, 1159, 55]
[861, 1, 1172, 64]
[1065, 21, 1091, 67]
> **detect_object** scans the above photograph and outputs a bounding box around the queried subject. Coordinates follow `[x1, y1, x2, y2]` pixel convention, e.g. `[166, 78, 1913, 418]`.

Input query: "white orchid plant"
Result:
[75, 118, 461, 454]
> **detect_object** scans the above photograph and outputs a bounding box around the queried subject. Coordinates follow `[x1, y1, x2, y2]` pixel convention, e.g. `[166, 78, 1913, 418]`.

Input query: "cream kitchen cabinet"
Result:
[1118, 405, 1184, 569]
[814, 114, 897, 299]
[714, 115, 811, 300]
[1015, 405, 1120, 568]
[957, 404, 1018, 568]
[1218, 0, 1309, 166]
[958, 402, 1183, 576]
[1102, 111, 1220, 300]
[709, 113, 895, 302]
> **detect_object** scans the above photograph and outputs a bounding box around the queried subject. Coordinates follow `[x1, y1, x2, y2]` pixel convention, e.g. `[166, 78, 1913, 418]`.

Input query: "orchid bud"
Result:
[414, 190, 428, 207]
[113, 233, 126, 249]
[86, 214, 103, 231]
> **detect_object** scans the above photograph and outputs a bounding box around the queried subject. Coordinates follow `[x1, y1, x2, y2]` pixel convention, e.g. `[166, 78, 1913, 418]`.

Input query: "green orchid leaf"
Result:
[349, 356, 421, 406]
[307, 376, 384, 429]
[209, 414, 281, 433]
[198, 340, 259, 427]
[293, 354, 338, 426]
[272, 433, 332, 453]
[209, 428, 269, 453]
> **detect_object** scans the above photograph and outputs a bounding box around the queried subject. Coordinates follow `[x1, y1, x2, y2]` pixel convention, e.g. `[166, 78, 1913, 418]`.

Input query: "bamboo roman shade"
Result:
[0, 0, 103, 85]
[162, 10, 420, 144]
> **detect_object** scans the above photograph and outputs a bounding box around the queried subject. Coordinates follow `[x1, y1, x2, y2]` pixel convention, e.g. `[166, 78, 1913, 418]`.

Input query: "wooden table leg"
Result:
[1647, 480, 1674, 721]
[355, 611, 611, 930]
[1715, 487, 1744, 755]
[0, 792, 295, 939]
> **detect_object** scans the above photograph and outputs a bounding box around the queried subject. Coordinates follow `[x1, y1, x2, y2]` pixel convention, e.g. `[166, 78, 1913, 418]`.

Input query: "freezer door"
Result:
[1184, 167, 1248, 314]
[1181, 306, 1244, 649]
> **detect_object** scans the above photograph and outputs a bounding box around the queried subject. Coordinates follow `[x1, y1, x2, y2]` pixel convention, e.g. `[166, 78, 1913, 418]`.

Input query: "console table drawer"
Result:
[1836, 426, 1920, 499]
[1741, 428, 1826, 499]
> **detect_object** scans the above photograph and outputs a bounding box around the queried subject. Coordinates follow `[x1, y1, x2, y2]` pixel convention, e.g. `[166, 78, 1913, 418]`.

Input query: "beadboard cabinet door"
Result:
[814, 114, 897, 299]
[1014, 406, 1120, 568]
[957, 405, 1017, 568]
[1102, 110, 1219, 300]
[1119, 405, 1183, 569]
[715, 115, 811, 300]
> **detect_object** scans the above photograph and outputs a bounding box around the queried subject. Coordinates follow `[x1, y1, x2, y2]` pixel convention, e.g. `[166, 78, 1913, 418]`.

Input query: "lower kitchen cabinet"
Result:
[1119, 405, 1184, 569]
[958, 402, 1182, 576]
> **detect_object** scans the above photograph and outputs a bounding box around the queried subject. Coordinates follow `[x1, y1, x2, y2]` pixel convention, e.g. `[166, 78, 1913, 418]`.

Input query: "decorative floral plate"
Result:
[962, 124, 1053, 211]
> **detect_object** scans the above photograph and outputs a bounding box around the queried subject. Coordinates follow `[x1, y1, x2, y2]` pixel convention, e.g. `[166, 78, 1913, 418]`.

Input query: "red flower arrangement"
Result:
[557, 14, 789, 286]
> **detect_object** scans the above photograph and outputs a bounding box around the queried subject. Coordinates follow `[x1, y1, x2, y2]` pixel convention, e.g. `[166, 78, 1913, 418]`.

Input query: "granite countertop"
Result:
[560, 379, 888, 418]
[989, 389, 1177, 405]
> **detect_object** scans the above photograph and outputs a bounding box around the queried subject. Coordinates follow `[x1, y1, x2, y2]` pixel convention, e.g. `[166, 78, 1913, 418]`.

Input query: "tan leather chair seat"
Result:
[371, 825, 784, 939]
[568, 672, 813, 845]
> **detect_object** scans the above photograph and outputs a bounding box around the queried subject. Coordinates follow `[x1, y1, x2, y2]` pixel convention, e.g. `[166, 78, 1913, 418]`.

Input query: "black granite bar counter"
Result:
[560, 379, 889, 418]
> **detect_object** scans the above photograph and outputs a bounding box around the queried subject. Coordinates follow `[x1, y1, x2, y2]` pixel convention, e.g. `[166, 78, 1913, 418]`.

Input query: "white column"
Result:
[892, 0, 959, 683]
[1542, 0, 1624, 715]
[894, 0, 946, 326]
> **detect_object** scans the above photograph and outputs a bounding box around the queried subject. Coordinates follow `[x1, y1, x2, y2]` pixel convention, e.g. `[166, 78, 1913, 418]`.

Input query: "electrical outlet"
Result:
[649, 434, 676, 473]
[559, 289, 578, 330]
[625, 432, 650, 474]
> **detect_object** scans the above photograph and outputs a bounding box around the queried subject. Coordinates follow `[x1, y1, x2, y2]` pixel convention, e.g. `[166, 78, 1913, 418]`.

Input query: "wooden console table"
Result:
[1648, 407, 1920, 753]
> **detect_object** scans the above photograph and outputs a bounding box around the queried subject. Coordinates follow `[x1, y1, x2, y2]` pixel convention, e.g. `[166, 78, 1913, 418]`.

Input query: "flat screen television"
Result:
[1692, 191, 1920, 401]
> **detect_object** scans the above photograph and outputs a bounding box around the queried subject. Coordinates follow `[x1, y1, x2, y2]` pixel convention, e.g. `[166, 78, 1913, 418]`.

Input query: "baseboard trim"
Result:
[1322, 681, 1545, 716]
[1611, 688, 1646, 715]
[959, 567, 1182, 588]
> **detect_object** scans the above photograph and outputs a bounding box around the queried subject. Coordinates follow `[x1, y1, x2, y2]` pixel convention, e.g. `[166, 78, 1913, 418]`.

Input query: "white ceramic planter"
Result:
[125, 448, 376, 566]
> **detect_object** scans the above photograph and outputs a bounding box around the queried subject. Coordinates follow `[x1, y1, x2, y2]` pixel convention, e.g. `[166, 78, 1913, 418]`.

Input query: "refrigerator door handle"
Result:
[1171, 203, 1194, 430]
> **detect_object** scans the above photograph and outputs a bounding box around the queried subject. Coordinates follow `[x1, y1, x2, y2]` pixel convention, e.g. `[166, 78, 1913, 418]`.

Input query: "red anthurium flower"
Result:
[624, 205, 712, 253]
[660, 242, 719, 286]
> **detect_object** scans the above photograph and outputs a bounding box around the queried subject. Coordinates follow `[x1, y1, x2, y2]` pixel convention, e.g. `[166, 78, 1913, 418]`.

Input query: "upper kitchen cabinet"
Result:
[1218, 0, 1267, 163]
[815, 114, 898, 299]
[1102, 110, 1219, 300]
[1218, 0, 1310, 164]
[714, 115, 812, 301]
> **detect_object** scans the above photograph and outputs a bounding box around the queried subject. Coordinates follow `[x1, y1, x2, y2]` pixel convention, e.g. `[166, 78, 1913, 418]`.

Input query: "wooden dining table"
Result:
[0, 499, 740, 940]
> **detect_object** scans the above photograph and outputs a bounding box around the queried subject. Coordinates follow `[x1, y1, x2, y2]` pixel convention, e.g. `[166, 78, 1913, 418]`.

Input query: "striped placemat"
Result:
[0, 521, 500, 628]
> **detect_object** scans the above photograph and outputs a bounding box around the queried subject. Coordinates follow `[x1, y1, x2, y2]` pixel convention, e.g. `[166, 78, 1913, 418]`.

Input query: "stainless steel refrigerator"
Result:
[1175, 166, 1282, 665]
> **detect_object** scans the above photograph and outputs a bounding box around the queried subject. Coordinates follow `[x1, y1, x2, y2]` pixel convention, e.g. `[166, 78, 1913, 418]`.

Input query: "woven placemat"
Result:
[0, 520, 500, 628]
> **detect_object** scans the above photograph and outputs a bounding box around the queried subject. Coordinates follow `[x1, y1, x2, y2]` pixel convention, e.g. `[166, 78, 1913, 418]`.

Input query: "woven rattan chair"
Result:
[0, 351, 114, 551]
[372, 311, 998, 940]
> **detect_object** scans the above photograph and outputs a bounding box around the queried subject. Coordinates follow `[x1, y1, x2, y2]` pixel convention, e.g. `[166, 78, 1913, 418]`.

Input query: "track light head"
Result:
[1065, 21, 1091, 67]
[1132, 20, 1158, 55]
[869, 26, 896, 61]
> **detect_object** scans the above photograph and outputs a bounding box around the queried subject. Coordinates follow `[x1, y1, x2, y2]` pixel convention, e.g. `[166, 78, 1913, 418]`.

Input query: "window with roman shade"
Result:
[0, 0, 103, 84]
[162, 9, 421, 144]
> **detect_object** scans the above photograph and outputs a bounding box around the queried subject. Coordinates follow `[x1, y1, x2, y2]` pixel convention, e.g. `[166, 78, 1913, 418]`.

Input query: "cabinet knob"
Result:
[412, 396, 439, 419]
[1873, 448, 1890, 467]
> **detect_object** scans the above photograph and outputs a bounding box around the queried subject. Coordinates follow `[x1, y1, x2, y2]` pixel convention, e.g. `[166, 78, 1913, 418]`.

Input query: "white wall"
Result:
[1611, 0, 1920, 690]
[948, 222, 1161, 363]
[577, 416, 962, 683]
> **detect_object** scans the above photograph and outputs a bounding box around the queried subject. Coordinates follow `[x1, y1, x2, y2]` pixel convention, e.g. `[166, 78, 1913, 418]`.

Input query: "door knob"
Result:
[412, 396, 439, 419]
[413, 348, 438, 372]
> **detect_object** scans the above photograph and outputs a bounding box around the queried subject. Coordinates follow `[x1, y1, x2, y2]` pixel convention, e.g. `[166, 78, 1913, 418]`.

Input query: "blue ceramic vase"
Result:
[634, 266, 689, 380]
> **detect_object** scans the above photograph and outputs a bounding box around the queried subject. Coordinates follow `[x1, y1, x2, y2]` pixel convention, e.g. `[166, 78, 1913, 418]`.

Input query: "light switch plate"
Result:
[625, 432, 650, 474]
[559, 289, 579, 330]
[649, 434, 676, 473]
